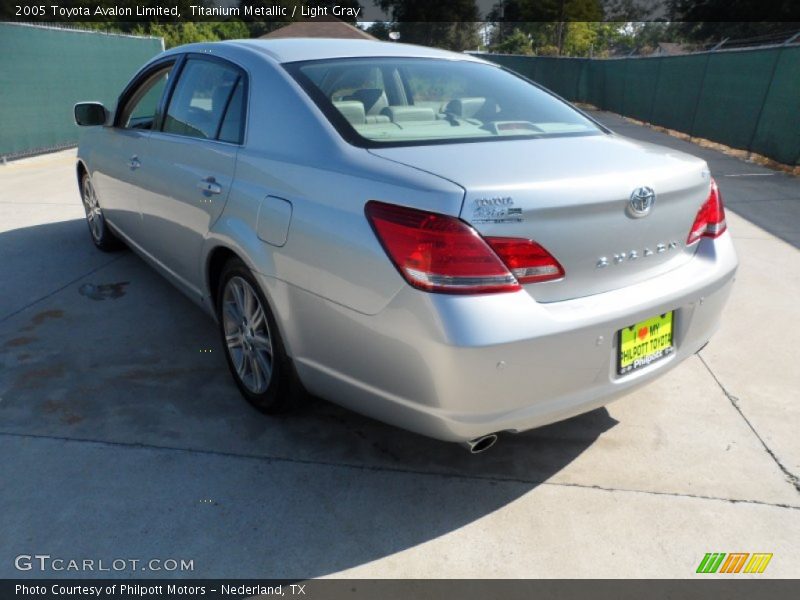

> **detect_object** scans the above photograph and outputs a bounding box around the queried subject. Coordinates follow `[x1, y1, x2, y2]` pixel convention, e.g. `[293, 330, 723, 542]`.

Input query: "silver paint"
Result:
[75, 39, 738, 443]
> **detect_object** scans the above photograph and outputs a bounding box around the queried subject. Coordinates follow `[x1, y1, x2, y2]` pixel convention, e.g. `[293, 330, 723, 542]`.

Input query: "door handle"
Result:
[128, 155, 141, 170]
[197, 177, 222, 195]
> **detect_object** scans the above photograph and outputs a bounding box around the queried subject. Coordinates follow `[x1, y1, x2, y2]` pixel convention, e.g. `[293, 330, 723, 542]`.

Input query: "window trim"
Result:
[282, 57, 610, 149]
[156, 52, 250, 146]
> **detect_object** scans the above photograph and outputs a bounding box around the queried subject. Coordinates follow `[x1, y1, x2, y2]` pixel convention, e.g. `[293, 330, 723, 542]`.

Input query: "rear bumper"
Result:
[267, 233, 738, 442]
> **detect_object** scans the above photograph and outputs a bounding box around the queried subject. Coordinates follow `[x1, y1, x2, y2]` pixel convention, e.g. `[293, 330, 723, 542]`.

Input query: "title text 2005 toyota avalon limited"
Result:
[74, 39, 737, 452]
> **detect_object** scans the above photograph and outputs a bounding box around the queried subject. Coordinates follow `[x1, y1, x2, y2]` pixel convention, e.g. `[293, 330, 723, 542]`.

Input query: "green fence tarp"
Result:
[0, 23, 163, 158]
[649, 54, 709, 134]
[750, 46, 800, 165]
[621, 56, 661, 123]
[692, 49, 779, 152]
[482, 47, 800, 166]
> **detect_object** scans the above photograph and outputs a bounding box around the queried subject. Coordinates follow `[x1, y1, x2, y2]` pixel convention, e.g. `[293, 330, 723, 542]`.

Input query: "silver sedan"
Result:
[74, 39, 737, 452]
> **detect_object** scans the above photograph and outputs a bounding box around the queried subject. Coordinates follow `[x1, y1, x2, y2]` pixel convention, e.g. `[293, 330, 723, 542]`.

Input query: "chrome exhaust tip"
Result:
[462, 434, 498, 454]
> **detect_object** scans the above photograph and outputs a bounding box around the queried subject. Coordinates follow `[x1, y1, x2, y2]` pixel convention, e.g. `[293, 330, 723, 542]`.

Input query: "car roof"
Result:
[169, 38, 488, 65]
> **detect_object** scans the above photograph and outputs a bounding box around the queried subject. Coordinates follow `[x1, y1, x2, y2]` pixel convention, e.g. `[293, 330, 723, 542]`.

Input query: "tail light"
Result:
[365, 201, 563, 294]
[687, 178, 727, 245]
[484, 237, 565, 284]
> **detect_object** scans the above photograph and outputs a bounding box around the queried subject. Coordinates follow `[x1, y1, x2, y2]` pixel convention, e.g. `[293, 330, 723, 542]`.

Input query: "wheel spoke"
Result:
[243, 284, 256, 321]
[254, 350, 272, 384]
[250, 300, 267, 330]
[231, 280, 246, 317]
[223, 300, 242, 324]
[225, 332, 242, 348]
[249, 302, 265, 329]
[232, 348, 247, 380]
[249, 354, 263, 390]
[251, 334, 272, 354]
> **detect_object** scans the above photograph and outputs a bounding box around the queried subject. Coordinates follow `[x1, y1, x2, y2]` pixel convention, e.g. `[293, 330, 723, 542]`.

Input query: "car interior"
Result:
[303, 61, 596, 143]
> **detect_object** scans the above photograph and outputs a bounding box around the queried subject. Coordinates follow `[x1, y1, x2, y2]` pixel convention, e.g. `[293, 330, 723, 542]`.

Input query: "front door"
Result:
[135, 56, 247, 294]
[90, 62, 175, 239]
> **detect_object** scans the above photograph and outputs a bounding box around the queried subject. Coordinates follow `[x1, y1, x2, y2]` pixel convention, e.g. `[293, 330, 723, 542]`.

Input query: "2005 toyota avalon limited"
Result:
[74, 39, 737, 452]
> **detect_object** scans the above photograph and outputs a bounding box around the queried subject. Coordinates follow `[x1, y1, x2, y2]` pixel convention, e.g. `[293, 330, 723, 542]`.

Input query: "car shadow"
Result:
[0, 219, 618, 578]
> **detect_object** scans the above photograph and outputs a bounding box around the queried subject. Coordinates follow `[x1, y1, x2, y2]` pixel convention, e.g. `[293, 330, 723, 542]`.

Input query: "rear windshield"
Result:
[284, 57, 602, 147]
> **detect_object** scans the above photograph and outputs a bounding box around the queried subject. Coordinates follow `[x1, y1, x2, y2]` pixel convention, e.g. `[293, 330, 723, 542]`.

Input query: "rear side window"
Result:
[163, 58, 244, 142]
[218, 79, 245, 144]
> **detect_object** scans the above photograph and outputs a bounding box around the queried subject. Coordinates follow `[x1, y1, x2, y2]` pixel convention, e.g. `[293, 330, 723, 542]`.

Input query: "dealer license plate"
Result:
[618, 312, 674, 375]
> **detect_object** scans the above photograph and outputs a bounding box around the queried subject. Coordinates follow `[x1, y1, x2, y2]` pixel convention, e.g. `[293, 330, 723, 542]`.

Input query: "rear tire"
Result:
[216, 258, 303, 413]
[80, 172, 123, 251]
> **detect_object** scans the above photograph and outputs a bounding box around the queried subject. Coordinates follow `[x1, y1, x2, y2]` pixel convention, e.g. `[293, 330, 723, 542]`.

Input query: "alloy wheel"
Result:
[81, 177, 104, 242]
[221, 276, 274, 394]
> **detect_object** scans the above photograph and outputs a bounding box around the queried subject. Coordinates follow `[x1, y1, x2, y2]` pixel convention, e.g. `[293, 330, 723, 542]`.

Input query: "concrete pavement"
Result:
[0, 113, 798, 578]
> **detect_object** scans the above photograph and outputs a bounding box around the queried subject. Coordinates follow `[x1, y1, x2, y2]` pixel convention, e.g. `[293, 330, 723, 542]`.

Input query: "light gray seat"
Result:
[343, 88, 389, 116]
[445, 97, 495, 120]
[334, 100, 367, 125]
[333, 100, 391, 126]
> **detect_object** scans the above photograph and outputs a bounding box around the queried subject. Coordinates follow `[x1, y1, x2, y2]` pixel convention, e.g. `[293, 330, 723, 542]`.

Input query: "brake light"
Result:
[365, 201, 563, 294]
[687, 178, 727, 245]
[485, 237, 564, 284]
[365, 201, 519, 294]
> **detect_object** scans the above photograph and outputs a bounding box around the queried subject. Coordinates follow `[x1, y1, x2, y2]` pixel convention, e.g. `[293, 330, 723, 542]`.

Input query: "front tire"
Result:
[80, 172, 122, 251]
[216, 258, 302, 413]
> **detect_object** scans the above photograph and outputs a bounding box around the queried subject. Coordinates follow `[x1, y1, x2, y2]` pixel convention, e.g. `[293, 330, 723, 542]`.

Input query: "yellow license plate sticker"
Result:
[618, 312, 674, 374]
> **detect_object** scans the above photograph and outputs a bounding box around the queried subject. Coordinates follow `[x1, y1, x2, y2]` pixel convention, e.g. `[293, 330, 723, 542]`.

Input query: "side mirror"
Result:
[74, 102, 109, 127]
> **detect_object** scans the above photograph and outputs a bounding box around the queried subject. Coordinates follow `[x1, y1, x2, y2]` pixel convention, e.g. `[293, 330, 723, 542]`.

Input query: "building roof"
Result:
[260, 20, 375, 41]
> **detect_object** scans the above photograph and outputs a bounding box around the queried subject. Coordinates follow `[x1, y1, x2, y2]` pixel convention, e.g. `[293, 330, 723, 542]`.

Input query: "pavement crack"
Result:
[0, 254, 126, 324]
[699, 354, 800, 495]
[2, 430, 799, 512]
[540, 480, 800, 510]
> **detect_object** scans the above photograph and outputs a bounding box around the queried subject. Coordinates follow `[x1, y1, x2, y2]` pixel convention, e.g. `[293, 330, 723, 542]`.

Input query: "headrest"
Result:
[445, 97, 488, 119]
[382, 106, 437, 123]
[333, 100, 366, 125]
[344, 89, 388, 114]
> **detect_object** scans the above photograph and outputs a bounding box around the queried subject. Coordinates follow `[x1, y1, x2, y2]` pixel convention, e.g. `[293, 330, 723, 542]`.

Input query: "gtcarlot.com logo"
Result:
[14, 554, 194, 573]
[696, 552, 773, 574]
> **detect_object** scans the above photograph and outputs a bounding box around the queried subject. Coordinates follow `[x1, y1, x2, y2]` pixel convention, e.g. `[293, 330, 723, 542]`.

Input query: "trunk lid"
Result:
[369, 134, 711, 302]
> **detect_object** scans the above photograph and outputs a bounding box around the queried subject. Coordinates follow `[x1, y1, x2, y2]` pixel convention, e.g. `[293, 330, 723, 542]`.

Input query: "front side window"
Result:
[119, 65, 173, 130]
[286, 58, 602, 147]
[163, 58, 243, 141]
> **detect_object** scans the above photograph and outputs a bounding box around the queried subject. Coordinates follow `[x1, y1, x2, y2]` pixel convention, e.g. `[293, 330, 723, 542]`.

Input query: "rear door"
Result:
[90, 60, 176, 238]
[135, 55, 246, 293]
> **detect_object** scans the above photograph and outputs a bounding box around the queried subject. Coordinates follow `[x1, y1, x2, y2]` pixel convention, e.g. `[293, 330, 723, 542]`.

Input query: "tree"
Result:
[132, 21, 250, 48]
[237, 1, 364, 37]
[487, 0, 604, 55]
[602, 0, 657, 20]
[375, 0, 481, 51]
[668, 0, 800, 45]
[365, 21, 393, 41]
[490, 28, 533, 54]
